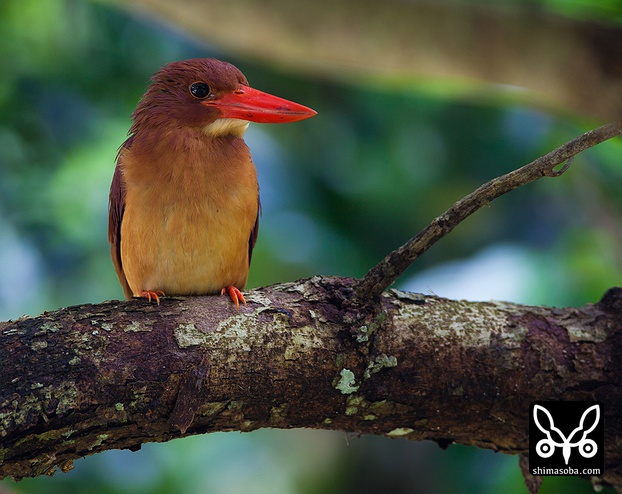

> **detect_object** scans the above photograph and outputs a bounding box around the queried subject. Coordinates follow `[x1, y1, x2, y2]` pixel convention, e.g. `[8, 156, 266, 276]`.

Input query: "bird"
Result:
[108, 58, 316, 308]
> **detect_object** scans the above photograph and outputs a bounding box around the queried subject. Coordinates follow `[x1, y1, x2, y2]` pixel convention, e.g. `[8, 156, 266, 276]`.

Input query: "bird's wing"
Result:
[248, 197, 261, 265]
[108, 138, 133, 299]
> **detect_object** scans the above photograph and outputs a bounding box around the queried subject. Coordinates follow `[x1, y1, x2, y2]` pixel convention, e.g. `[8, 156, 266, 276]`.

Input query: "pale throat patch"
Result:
[202, 118, 249, 137]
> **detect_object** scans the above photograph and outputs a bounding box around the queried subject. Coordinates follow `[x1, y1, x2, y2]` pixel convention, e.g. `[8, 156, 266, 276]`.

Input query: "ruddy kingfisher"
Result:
[108, 58, 316, 307]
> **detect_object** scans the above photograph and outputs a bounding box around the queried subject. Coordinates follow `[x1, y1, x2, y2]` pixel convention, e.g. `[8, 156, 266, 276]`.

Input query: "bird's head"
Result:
[130, 58, 316, 138]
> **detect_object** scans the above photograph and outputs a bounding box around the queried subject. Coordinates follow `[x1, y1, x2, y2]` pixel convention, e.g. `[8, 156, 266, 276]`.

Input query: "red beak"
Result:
[203, 85, 317, 124]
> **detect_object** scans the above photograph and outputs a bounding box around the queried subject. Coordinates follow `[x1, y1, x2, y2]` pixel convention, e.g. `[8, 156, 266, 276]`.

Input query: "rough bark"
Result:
[1, 277, 621, 490]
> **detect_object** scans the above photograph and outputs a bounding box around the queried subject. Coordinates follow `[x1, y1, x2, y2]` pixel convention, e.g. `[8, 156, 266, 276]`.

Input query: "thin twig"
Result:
[354, 121, 622, 302]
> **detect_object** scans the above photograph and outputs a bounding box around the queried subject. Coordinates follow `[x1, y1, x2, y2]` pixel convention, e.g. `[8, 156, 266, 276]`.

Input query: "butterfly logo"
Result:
[532, 403, 600, 465]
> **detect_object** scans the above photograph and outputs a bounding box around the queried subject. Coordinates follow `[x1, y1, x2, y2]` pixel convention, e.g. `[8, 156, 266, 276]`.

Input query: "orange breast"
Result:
[119, 132, 258, 296]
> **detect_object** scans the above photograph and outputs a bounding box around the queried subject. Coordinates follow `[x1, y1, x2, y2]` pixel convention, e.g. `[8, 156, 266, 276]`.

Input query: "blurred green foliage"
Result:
[1, 0, 620, 493]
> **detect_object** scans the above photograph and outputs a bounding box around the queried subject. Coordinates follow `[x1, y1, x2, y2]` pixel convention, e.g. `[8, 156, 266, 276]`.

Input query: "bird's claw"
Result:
[221, 285, 246, 310]
[138, 290, 165, 305]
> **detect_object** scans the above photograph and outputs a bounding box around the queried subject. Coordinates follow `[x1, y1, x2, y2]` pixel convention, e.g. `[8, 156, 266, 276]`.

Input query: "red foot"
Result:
[138, 290, 165, 305]
[220, 285, 246, 310]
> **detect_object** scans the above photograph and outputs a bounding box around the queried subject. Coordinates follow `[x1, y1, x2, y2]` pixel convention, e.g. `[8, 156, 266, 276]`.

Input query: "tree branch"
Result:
[2, 122, 621, 491]
[354, 122, 622, 302]
[1, 278, 621, 491]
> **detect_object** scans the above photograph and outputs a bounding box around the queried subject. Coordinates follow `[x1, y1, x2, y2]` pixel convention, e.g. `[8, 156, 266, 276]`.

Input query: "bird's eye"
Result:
[189, 82, 210, 99]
